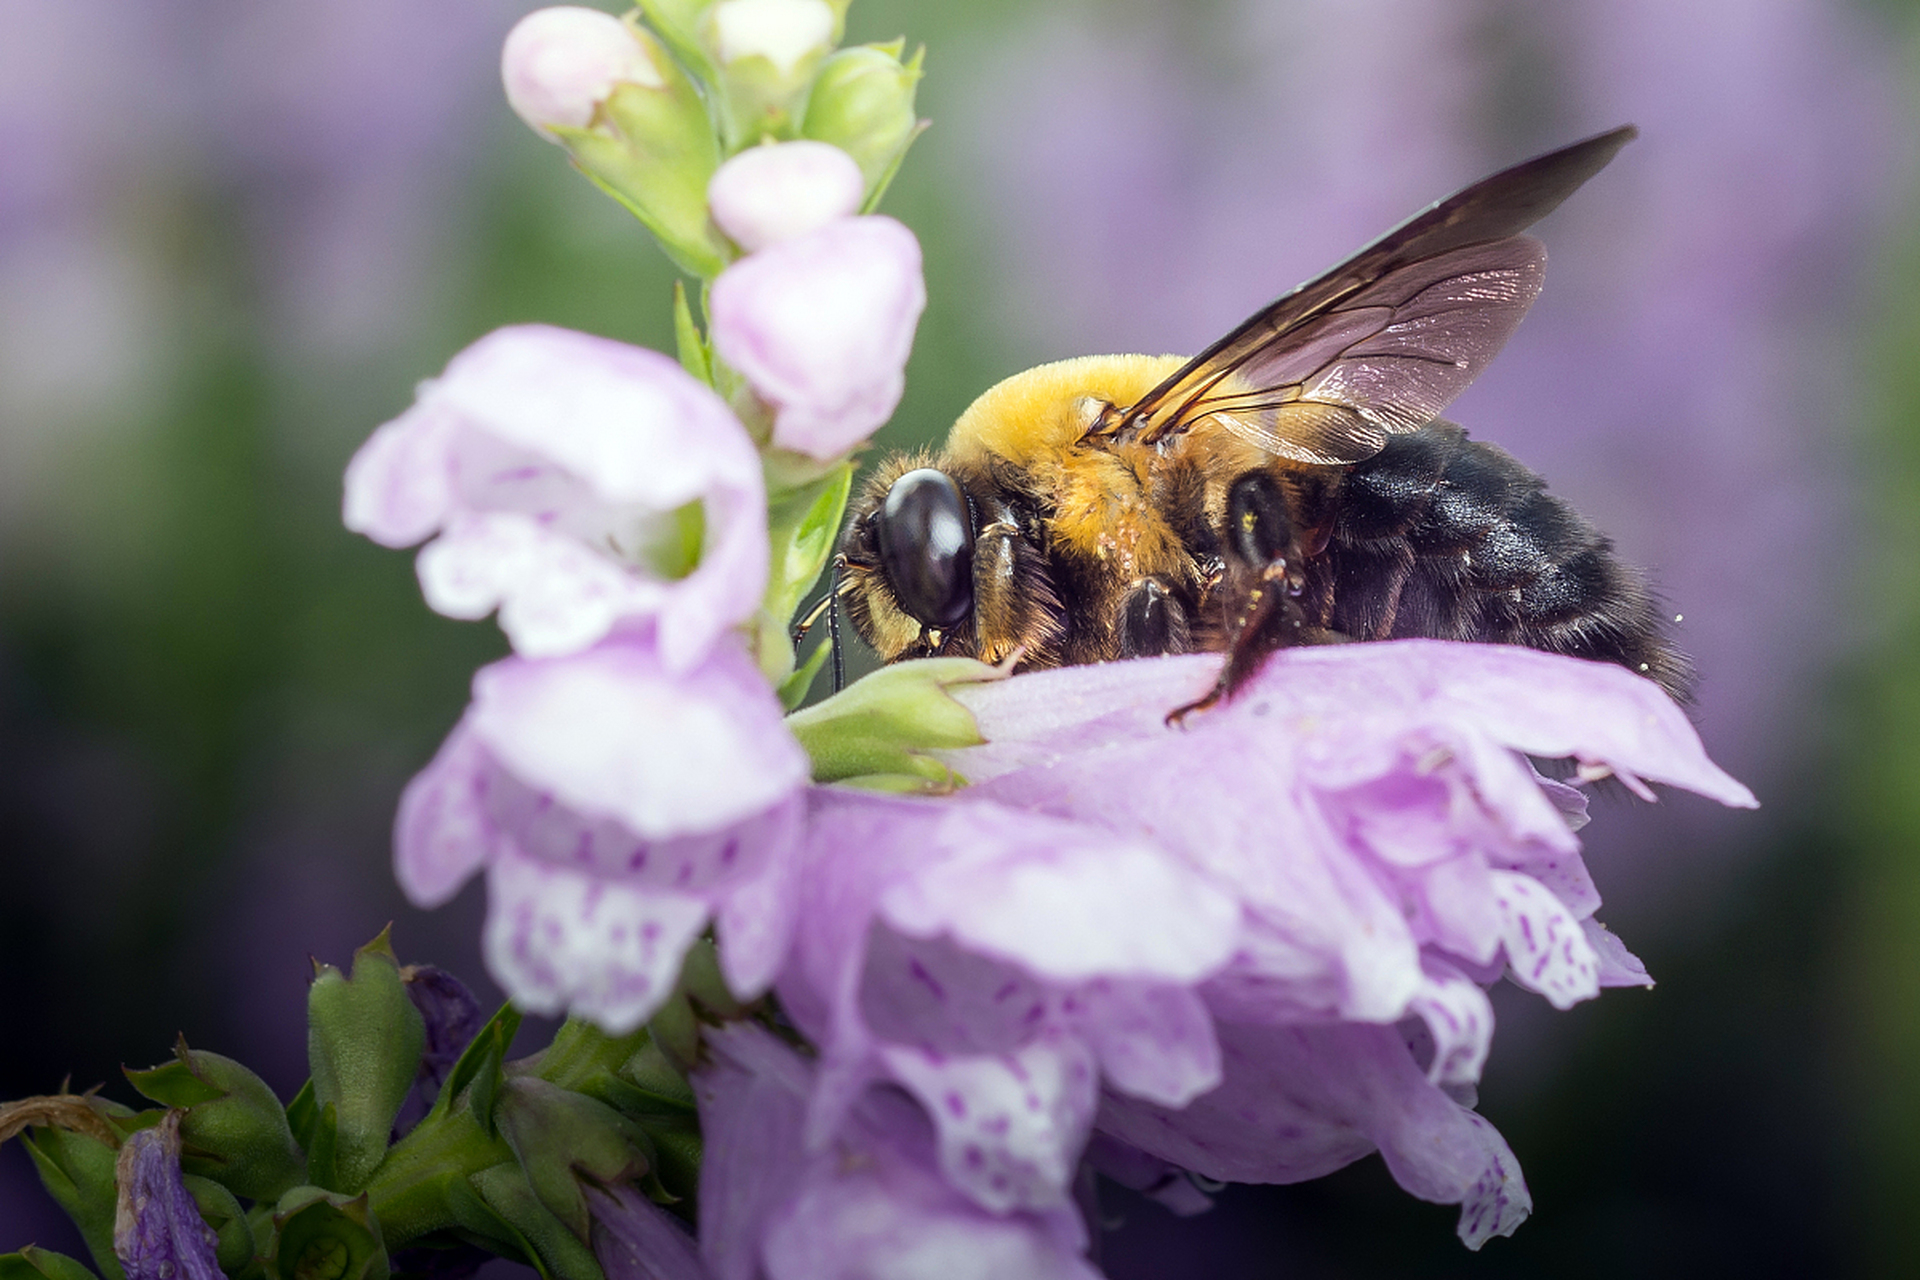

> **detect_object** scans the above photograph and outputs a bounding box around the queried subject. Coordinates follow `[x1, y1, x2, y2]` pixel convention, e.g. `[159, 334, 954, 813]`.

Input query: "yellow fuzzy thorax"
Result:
[944, 354, 1186, 464]
[941, 355, 1198, 581]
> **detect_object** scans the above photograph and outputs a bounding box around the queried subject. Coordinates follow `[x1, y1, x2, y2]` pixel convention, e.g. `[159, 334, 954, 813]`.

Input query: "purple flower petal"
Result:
[470, 640, 807, 843]
[709, 217, 925, 459]
[876, 802, 1241, 985]
[1491, 871, 1600, 1010]
[343, 324, 768, 670]
[484, 839, 711, 1032]
[878, 1035, 1097, 1213]
[398, 636, 805, 1029]
[1406, 960, 1494, 1088]
[114, 1112, 226, 1280]
[1583, 918, 1654, 989]
[588, 1185, 710, 1280]
[696, 1024, 1100, 1280]
[1097, 1020, 1531, 1250]
[394, 720, 494, 909]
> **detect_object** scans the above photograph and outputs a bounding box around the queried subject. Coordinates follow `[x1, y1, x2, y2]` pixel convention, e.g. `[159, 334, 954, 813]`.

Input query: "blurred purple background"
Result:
[4, 0, 1919, 1275]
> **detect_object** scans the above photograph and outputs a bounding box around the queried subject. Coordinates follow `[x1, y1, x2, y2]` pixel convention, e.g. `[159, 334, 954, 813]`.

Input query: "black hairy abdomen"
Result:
[1306, 422, 1690, 697]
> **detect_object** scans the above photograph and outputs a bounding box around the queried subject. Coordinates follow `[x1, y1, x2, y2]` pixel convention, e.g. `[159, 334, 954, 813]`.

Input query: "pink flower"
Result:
[707, 141, 865, 252]
[709, 217, 925, 459]
[931, 640, 1753, 1245]
[395, 636, 808, 1032]
[696, 1022, 1102, 1280]
[776, 790, 1240, 1216]
[759, 641, 1751, 1249]
[502, 6, 661, 138]
[343, 324, 767, 672]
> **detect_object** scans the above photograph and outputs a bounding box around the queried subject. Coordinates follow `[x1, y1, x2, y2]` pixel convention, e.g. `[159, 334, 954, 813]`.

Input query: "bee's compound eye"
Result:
[876, 468, 975, 629]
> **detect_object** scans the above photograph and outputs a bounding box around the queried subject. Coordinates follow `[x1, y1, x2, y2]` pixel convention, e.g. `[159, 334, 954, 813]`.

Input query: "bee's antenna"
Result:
[791, 559, 850, 696]
[827, 557, 846, 694]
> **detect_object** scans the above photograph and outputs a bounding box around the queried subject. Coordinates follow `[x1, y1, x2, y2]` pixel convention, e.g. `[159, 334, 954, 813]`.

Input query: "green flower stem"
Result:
[360, 1105, 515, 1251]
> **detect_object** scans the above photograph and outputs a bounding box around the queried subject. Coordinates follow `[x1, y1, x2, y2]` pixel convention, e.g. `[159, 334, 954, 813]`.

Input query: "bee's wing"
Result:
[1105, 125, 1637, 465]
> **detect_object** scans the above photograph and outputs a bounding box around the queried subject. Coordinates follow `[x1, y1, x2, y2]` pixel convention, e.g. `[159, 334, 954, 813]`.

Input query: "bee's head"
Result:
[838, 453, 978, 661]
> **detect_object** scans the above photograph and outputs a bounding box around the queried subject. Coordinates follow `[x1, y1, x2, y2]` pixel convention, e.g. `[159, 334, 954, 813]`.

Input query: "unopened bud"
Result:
[307, 930, 426, 1194]
[543, 19, 729, 278]
[704, 0, 836, 149]
[784, 656, 1002, 789]
[503, 7, 663, 139]
[802, 42, 924, 196]
[708, 141, 862, 251]
[269, 1189, 388, 1280]
[125, 1039, 304, 1202]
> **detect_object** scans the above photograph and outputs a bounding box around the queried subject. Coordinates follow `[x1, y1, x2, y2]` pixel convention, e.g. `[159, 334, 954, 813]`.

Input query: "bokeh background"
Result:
[4, 0, 1920, 1275]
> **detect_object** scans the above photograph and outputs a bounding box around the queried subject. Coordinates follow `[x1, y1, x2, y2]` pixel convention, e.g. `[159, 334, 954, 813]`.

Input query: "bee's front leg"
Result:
[1169, 470, 1326, 724]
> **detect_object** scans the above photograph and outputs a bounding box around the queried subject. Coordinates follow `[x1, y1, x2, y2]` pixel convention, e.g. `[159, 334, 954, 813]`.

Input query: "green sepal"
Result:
[636, 1119, 703, 1206]
[671, 281, 712, 385]
[554, 33, 727, 279]
[634, 0, 717, 85]
[126, 1037, 305, 1200]
[784, 657, 1003, 787]
[646, 995, 701, 1077]
[779, 638, 833, 711]
[182, 1173, 256, 1274]
[20, 1127, 125, 1280]
[620, 1041, 698, 1113]
[124, 1052, 224, 1108]
[303, 1103, 341, 1194]
[525, 1019, 650, 1096]
[437, 1004, 523, 1134]
[306, 928, 426, 1194]
[270, 1188, 388, 1280]
[493, 1079, 654, 1242]
[286, 1080, 317, 1150]
[469, 1167, 606, 1280]
[801, 42, 925, 202]
[0, 1248, 100, 1280]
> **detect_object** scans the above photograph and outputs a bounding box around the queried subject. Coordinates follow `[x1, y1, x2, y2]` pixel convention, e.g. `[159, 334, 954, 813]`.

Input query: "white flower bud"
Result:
[502, 6, 663, 140]
[710, 0, 834, 74]
[708, 141, 864, 251]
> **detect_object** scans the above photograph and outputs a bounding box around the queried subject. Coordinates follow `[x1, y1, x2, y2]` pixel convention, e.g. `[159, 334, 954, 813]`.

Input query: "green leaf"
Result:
[437, 1004, 522, 1126]
[779, 637, 833, 711]
[286, 1080, 317, 1150]
[671, 281, 711, 385]
[0, 1248, 101, 1280]
[764, 462, 853, 629]
[21, 1129, 124, 1280]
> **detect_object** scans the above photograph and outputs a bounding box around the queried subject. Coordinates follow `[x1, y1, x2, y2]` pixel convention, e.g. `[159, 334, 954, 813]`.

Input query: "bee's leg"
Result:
[1117, 576, 1192, 658]
[1169, 471, 1312, 724]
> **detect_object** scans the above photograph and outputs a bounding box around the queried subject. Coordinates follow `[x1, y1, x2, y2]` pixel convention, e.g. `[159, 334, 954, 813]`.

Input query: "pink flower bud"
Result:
[710, 0, 835, 73]
[710, 216, 926, 459]
[502, 6, 662, 139]
[708, 141, 864, 251]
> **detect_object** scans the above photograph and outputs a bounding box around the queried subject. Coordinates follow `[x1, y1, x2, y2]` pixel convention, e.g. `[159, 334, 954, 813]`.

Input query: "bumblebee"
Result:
[834, 125, 1689, 712]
